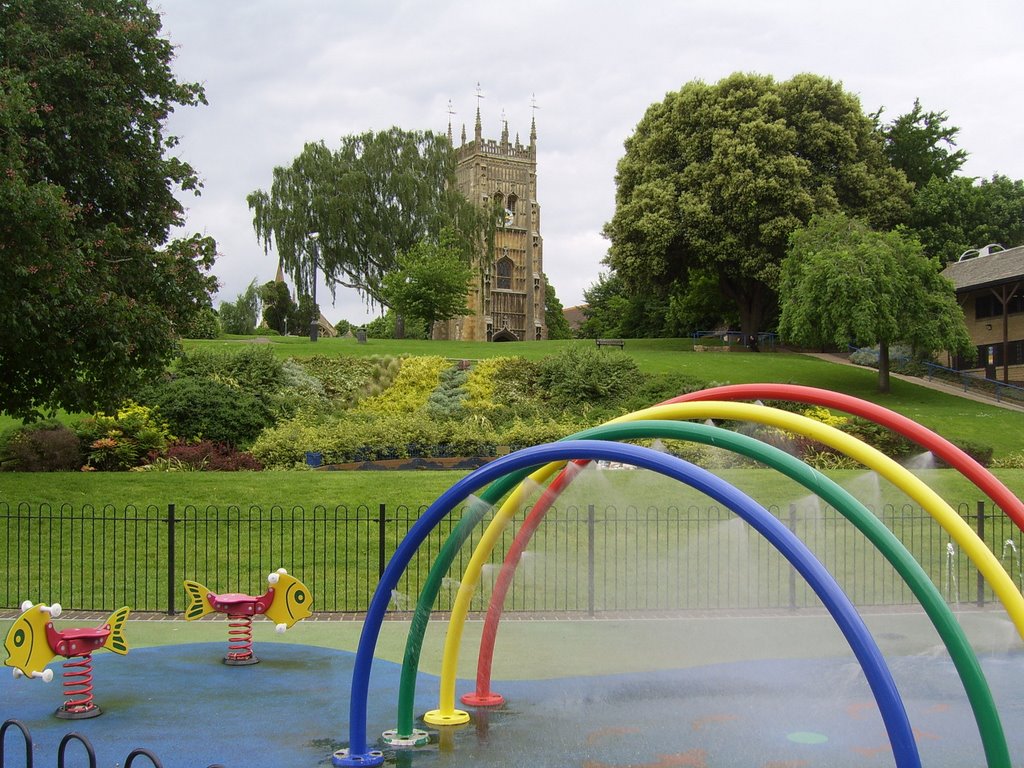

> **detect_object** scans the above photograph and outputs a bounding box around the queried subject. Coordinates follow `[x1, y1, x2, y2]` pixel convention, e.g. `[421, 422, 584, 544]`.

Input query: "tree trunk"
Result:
[720, 276, 773, 340]
[877, 341, 891, 393]
[394, 313, 405, 340]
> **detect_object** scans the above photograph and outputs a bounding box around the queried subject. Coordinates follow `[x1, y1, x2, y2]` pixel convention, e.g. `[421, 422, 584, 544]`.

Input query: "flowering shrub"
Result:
[74, 402, 174, 471]
[800, 405, 848, 428]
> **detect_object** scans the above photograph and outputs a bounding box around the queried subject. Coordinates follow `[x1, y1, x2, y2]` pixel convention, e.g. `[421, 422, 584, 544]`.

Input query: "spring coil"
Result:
[226, 614, 254, 662]
[61, 654, 96, 713]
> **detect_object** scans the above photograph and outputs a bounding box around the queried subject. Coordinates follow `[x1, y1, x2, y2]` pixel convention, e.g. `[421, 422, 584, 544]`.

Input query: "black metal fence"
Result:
[2, 500, 1021, 615]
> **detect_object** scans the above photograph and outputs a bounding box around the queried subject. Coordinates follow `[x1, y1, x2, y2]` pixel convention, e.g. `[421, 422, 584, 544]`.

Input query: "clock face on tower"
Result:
[504, 208, 514, 226]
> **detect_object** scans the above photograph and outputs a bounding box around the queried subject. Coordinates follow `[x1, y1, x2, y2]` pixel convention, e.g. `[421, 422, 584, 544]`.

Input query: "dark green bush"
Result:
[174, 346, 284, 392]
[141, 376, 275, 447]
[620, 372, 709, 412]
[839, 416, 918, 459]
[536, 346, 643, 411]
[941, 440, 994, 468]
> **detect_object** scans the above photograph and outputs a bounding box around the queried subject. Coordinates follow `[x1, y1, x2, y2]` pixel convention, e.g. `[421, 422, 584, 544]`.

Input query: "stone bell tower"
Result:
[438, 94, 546, 342]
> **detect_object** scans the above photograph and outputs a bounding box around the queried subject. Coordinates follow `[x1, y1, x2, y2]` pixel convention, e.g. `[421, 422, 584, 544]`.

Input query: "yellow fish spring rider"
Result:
[183, 568, 312, 665]
[4, 601, 130, 719]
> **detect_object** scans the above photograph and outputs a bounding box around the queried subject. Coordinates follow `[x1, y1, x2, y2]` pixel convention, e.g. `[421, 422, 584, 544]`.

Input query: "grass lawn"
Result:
[1, 467, 1022, 511]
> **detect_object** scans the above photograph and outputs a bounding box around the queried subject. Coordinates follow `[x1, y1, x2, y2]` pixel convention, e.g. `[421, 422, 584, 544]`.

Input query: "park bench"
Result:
[596, 339, 624, 349]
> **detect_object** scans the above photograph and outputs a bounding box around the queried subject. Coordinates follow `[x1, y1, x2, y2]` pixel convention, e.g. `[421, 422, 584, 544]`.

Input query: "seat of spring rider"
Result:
[50, 627, 110, 658]
[211, 594, 266, 614]
[57, 627, 110, 640]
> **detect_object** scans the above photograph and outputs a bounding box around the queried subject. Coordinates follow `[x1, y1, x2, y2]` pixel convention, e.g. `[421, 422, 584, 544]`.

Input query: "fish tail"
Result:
[103, 606, 130, 655]
[183, 580, 214, 621]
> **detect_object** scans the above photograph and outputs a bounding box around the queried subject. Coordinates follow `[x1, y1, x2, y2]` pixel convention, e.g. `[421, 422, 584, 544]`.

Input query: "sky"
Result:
[157, 0, 1024, 325]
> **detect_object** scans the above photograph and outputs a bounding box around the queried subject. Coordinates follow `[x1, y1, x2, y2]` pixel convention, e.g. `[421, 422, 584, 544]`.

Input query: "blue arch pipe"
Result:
[335, 440, 920, 768]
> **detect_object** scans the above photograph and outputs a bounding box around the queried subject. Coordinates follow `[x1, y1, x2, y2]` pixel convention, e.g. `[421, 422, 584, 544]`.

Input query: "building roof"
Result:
[563, 304, 587, 331]
[941, 244, 1024, 292]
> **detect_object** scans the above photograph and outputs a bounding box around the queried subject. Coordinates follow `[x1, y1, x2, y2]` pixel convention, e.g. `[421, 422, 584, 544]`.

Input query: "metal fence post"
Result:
[788, 504, 798, 609]
[166, 504, 176, 616]
[976, 500, 986, 607]
[587, 504, 596, 617]
[378, 503, 387, 579]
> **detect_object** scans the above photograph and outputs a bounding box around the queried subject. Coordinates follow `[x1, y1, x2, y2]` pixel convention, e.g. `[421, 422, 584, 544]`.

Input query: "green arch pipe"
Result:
[392, 465, 536, 739]
[398, 421, 1009, 767]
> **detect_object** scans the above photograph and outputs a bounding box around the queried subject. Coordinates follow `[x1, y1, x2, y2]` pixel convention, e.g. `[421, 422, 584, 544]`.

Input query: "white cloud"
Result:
[159, 0, 1024, 321]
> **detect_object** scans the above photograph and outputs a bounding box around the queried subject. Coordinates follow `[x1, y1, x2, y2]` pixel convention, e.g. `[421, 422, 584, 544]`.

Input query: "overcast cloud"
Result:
[157, 0, 1024, 324]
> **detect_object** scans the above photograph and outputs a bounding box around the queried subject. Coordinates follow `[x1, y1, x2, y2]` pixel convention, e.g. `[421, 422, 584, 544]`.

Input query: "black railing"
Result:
[0, 719, 226, 768]
[2, 500, 1020, 615]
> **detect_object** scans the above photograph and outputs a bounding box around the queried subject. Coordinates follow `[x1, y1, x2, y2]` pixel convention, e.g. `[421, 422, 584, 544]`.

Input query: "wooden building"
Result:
[941, 244, 1024, 382]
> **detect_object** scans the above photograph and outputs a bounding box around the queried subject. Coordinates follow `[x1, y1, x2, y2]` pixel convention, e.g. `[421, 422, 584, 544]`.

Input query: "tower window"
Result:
[496, 256, 513, 290]
[505, 193, 518, 224]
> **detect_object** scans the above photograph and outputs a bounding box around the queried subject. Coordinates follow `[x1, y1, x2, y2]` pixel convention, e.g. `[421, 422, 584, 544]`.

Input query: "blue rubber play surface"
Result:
[3, 643, 1024, 767]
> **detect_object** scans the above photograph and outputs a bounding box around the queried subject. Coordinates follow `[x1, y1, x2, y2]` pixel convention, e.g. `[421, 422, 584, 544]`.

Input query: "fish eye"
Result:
[13, 629, 25, 647]
[294, 590, 306, 604]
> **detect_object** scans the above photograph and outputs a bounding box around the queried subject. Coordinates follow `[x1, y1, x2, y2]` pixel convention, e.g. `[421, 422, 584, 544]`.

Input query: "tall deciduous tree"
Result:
[909, 174, 1024, 263]
[604, 73, 912, 339]
[875, 100, 1024, 261]
[248, 128, 486, 309]
[779, 213, 973, 393]
[380, 230, 473, 335]
[0, 0, 216, 418]
[875, 99, 967, 189]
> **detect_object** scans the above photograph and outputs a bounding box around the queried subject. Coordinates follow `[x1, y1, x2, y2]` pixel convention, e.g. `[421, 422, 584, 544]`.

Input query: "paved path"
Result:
[802, 352, 1024, 413]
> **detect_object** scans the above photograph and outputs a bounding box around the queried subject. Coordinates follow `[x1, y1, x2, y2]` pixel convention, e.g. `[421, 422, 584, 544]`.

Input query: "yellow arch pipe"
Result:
[429, 401, 1024, 724]
[422, 459, 566, 726]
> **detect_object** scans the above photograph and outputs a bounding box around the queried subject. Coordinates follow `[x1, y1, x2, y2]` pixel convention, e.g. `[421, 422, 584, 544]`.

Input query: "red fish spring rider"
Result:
[183, 568, 312, 665]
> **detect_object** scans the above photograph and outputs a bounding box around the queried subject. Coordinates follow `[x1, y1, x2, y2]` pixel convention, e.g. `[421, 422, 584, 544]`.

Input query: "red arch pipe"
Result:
[461, 460, 587, 706]
[664, 383, 1024, 531]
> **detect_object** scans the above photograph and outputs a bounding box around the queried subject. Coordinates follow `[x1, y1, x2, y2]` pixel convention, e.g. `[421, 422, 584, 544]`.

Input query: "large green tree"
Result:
[909, 174, 1024, 263]
[248, 128, 487, 310]
[604, 72, 912, 338]
[0, 0, 215, 418]
[380, 230, 473, 335]
[779, 213, 973, 393]
[876, 100, 1024, 261]
[875, 99, 967, 189]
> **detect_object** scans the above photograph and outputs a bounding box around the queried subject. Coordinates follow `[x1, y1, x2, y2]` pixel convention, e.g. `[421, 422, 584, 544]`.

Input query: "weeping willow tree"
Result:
[247, 127, 487, 311]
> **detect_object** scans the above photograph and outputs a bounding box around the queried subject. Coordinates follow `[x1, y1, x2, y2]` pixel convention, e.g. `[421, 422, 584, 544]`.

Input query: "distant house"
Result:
[941, 244, 1024, 383]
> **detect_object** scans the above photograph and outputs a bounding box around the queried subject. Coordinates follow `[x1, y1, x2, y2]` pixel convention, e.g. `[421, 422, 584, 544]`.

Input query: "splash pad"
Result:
[337, 385, 1024, 768]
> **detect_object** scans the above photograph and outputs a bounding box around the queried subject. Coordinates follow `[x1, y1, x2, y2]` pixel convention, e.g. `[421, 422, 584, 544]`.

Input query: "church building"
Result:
[436, 102, 547, 341]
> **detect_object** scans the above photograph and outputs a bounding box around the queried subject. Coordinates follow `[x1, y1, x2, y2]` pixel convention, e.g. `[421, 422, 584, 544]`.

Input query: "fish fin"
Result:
[103, 606, 130, 655]
[183, 580, 214, 621]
